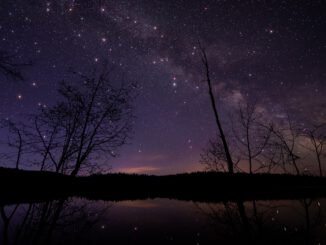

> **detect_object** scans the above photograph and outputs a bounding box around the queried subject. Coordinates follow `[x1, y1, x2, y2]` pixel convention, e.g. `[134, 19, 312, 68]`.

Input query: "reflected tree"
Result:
[0, 199, 110, 245]
[196, 199, 325, 244]
[0, 205, 20, 245]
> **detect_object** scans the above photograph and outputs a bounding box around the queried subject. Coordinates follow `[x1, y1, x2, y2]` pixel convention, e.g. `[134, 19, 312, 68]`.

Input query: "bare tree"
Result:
[302, 124, 326, 177]
[232, 102, 271, 174]
[3, 67, 136, 175]
[34, 68, 135, 176]
[266, 115, 302, 175]
[199, 44, 234, 174]
[200, 139, 229, 172]
[0, 51, 30, 80]
[200, 101, 272, 174]
[200, 137, 241, 172]
[0, 120, 28, 170]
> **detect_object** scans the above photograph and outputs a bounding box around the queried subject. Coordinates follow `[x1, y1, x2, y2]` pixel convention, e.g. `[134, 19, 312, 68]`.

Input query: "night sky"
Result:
[0, 0, 325, 174]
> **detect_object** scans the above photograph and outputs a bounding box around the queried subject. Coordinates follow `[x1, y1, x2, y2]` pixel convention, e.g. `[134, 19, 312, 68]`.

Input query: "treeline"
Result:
[2, 167, 326, 205]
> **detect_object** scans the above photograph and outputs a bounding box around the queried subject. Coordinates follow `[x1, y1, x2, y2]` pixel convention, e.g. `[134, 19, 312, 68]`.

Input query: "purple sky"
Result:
[0, 0, 325, 174]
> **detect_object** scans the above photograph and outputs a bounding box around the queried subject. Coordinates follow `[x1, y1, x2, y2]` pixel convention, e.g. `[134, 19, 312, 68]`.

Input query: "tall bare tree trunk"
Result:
[15, 129, 22, 169]
[200, 45, 234, 173]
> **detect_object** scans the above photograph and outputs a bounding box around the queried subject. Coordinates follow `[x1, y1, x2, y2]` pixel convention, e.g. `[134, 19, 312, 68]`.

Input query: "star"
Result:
[266, 28, 274, 34]
[0, 0, 324, 178]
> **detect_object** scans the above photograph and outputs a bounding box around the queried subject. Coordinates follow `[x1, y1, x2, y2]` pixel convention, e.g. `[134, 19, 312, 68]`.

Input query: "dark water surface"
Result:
[1, 197, 326, 244]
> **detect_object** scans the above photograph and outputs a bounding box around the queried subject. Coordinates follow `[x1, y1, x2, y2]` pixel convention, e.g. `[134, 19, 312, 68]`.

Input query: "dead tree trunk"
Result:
[200, 45, 234, 173]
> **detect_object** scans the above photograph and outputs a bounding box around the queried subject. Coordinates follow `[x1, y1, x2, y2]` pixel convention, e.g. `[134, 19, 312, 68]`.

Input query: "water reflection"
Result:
[0, 199, 109, 245]
[1, 198, 326, 244]
[196, 199, 326, 244]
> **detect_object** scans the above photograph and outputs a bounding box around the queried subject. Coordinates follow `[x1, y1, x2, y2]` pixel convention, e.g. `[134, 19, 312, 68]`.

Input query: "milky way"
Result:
[0, 0, 325, 174]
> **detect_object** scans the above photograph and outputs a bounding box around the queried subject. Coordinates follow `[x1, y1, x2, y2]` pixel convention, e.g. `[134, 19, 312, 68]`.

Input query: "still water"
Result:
[1, 198, 326, 244]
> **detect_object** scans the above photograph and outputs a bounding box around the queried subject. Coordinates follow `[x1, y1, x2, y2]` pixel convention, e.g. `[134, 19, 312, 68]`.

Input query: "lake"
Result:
[1, 197, 326, 244]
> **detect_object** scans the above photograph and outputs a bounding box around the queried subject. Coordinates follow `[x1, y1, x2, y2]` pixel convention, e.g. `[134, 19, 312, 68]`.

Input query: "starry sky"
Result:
[0, 0, 325, 174]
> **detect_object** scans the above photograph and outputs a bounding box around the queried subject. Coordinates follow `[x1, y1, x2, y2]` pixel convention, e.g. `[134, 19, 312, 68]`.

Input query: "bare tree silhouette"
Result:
[0, 66, 136, 175]
[200, 101, 271, 174]
[232, 102, 271, 174]
[0, 51, 30, 80]
[199, 44, 234, 174]
[28, 67, 136, 176]
[302, 124, 326, 177]
[0, 120, 29, 170]
[267, 115, 302, 175]
[200, 139, 229, 172]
